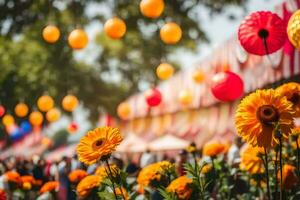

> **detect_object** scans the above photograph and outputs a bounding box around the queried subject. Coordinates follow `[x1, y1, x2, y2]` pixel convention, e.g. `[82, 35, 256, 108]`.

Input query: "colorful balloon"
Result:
[2, 114, 14, 126]
[42, 25, 60, 43]
[211, 71, 244, 102]
[15, 103, 29, 117]
[46, 108, 61, 122]
[156, 63, 174, 80]
[178, 90, 193, 105]
[104, 17, 126, 39]
[62, 95, 79, 112]
[29, 111, 44, 126]
[68, 29, 89, 49]
[0, 105, 5, 117]
[160, 22, 182, 44]
[145, 88, 162, 107]
[20, 121, 32, 134]
[117, 102, 131, 120]
[140, 0, 164, 18]
[192, 70, 205, 84]
[37, 95, 54, 112]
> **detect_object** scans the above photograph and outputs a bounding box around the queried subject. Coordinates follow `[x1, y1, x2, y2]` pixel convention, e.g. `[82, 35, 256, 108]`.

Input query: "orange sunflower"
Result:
[115, 187, 129, 200]
[277, 82, 300, 117]
[68, 169, 88, 183]
[77, 126, 123, 165]
[76, 175, 103, 198]
[5, 171, 21, 184]
[0, 189, 6, 200]
[235, 89, 294, 148]
[40, 181, 59, 194]
[240, 145, 264, 174]
[167, 176, 193, 200]
[203, 141, 226, 157]
[277, 164, 298, 189]
[95, 164, 120, 178]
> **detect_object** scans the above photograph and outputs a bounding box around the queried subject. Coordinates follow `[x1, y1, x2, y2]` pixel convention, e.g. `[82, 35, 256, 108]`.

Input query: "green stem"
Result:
[279, 137, 283, 200]
[274, 148, 279, 200]
[296, 138, 300, 176]
[263, 147, 271, 200]
[105, 160, 119, 200]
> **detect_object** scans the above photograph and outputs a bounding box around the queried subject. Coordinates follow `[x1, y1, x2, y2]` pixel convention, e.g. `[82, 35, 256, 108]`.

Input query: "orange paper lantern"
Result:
[37, 95, 54, 112]
[192, 70, 205, 84]
[42, 25, 60, 43]
[62, 95, 78, 112]
[46, 108, 61, 122]
[104, 17, 126, 39]
[68, 122, 78, 134]
[160, 22, 182, 44]
[2, 114, 14, 126]
[156, 63, 174, 80]
[178, 90, 193, 105]
[117, 102, 131, 120]
[140, 0, 164, 18]
[15, 103, 29, 117]
[68, 29, 89, 49]
[29, 111, 44, 126]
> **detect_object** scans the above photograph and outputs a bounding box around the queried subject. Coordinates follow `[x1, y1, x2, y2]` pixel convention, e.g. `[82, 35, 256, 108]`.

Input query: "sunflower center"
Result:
[289, 93, 299, 104]
[258, 29, 269, 39]
[92, 139, 104, 150]
[256, 105, 279, 124]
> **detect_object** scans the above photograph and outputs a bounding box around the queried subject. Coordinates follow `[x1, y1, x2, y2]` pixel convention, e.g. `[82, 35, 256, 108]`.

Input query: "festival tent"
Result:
[148, 134, 189, 151]
[116, 133, 148, 153]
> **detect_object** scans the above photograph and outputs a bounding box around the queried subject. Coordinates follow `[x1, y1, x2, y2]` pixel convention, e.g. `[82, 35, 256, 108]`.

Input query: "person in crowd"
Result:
[140, 149, 156, 168]
[227, 137, 243, 166]
[176, 150, 188, 175]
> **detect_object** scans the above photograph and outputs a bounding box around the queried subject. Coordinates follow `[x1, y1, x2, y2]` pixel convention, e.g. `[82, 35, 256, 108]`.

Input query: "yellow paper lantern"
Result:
[29, 111, 44, 126]
[14, 103, 29, 117]
[68, 29, 89, 49]
[160, 22, 182, 44]
[117, 102, 131, 120]
[140, 0, 164, 19]
[2, 114, 14, 126]
[104, 17, 126, 39]
[42, 25, 60, 43]
[192, 70, 205, 84]
[156, 63, 174, 80]
[287, 9, 300, 49]
[178, 90, 193, 105]
[62, 95, 79, 112]
[46, 108, 61, 122]
[37, 95, 54, 112]
[41, 137, 53, 147]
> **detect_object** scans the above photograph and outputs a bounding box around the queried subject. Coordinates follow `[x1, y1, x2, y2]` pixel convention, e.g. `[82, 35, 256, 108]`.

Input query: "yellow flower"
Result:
[203, 141, 226, 157]
[76, 175, 102, 198]
[240, 145, 264, 174]
[22, 182, 32, 190]
[201, 164, 212, 174]
[95, 164, 120, 178]
[68, 169, 88, 183]
[137, 161, 173, 187]
[167, 176, 193, 200]
[235, 89, 294, 148]
[186, 145, 197, 154]
[77, 126, 123, 165]
[115, 187, 129, 200]
[40, 181, 59, 194]
[277, 164, 298, 189]
[277, 82, 300, 117]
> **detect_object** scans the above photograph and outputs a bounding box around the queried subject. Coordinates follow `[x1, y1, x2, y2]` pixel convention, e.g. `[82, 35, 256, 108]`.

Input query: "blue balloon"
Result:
[20, 121, 32, 135]
[10, 128, 23, 141]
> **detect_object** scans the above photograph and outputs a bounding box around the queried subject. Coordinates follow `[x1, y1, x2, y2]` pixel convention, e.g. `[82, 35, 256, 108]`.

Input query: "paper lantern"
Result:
[42, 25, 60, 43]
[29, 111, 44, 126]
[15, 103, 29, 117]
[117, 102, 131, 120]
[192, 70, 205, 84]
[0, 105, 5, 117]
[178, 90, 193, 105]
[140, 0, 164, 18]
[20, 121, 32, 135]
[68, 122, 78, 134]
[68, 29, 89, 49]
[41, 137, 52, 147]
[2, 114, 14, 126]
[62, 95, 78, 112]
[37, 95, 54, 112]
[10, 128, 23, 141]
[104, 17, 126, 39]
[46, 108, 61, 122]
[156, 63, 174, 80]
[160, 22, 182, 44]
[238, 11, 286, 55]
[287, 10, 300, 49]
[145, 88, 162, 107]
[211, 71, 244, 102]
[6, 124, 17, 134]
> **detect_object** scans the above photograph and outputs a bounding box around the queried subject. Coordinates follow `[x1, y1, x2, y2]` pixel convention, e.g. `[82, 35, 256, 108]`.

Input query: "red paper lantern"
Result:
[68, 122, 78, 134]
[211, 71, 244, 102]
[238, 11, 286, 55]
[0, 105, 5, 117]
[145, 88, 162, 107]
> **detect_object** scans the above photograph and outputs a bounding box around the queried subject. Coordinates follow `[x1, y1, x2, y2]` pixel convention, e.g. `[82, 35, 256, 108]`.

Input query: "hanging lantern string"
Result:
[259, 30, 276, 69]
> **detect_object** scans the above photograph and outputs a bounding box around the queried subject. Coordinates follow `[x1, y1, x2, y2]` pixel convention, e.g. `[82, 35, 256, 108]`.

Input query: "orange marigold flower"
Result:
[20, 175, 35, 184]
[203, 141, 226, 157]
[0, 189, 6, 200]
[76, 175, 102, 198]
[235, 89, 294, 148]
[22, 182, 32, 190]
[77, 126, 123, 165]
[5, 171, 21, 184]
[277, 82, 300, 117]
[68, 169, 88, 183]
[33, 179, 43, 186]
[240, 145, 264, 174]
[167, 176, 193, 200]
[277, 164, 298, 189]
[115, 187, 129, 200]
[40, 181, 59, 194]
[137, 161, 173, 187]
[95, 164, 119, 178]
